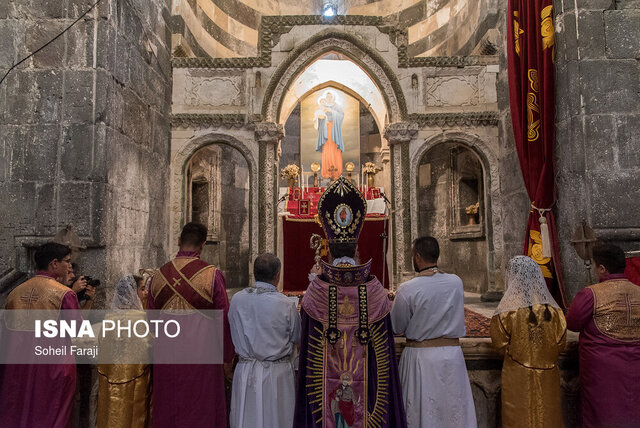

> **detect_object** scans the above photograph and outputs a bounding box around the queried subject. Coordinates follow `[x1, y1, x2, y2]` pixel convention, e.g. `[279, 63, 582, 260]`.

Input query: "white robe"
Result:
[228, 281, 301, 428]
[391, 272, 477, 428]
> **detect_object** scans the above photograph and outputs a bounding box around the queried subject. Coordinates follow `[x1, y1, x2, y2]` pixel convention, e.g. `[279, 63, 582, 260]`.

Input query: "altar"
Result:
[278, 186, 390, 292]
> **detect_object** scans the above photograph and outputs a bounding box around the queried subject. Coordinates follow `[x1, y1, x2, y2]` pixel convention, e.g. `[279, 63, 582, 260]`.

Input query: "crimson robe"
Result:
[0, 273, 81, 428]
[147, 252, 234, 428]
[566, 276, 640, 427]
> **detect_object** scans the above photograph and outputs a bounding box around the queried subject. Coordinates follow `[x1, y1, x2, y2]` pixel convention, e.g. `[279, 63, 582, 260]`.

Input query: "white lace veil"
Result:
[495, 256, 560, 315]
[111, 275, 143, 310]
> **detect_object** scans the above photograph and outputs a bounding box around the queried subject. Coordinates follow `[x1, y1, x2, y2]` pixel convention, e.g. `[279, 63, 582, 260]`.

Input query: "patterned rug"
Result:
[464, 308, 491, 338]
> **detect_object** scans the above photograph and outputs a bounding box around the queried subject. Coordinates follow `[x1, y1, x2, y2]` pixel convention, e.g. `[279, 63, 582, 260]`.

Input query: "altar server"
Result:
[566, 243, 640, 427]
[229, 253, 301, 428]
[0, 243, 81, 428]
[391, 236, 477, 428]
[148, 222, 235, 428]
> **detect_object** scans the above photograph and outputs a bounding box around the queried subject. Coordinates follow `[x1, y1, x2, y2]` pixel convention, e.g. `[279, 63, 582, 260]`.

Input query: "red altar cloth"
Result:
[282, 215, 389, 292]
[286, 186, 381, 216]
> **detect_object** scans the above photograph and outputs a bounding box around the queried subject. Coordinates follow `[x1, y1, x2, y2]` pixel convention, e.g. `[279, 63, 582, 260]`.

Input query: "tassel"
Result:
[528, 306, 537, 324]
[544, 304, 552, 321]
[539, 214, 552, 258]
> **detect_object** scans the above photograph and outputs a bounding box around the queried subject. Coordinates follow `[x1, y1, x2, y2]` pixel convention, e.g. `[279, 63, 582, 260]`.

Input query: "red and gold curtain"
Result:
[508, 0, 567, 307]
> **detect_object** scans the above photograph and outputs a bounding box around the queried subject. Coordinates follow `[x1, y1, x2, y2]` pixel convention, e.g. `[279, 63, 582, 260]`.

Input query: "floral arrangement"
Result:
[280, 164, 300, 180]
[465, 202, 480, 215]
[363, 162, 380, 174]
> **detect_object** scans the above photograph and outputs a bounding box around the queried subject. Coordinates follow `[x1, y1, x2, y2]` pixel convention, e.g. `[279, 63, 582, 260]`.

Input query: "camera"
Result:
[83, 276, 101, 287]
[77, 276, 100, 301]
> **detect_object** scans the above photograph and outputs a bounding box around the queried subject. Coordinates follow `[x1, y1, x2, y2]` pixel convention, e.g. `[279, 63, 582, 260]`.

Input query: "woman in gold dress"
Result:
[97, 275, 151, 428]
[490, 256, 567, 428]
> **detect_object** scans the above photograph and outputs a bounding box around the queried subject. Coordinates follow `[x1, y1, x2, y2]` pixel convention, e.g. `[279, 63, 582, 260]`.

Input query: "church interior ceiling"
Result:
[170, 0, 499, 59]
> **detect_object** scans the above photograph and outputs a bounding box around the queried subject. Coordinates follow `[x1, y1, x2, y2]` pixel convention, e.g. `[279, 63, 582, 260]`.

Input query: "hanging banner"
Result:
[508, 0, 567, 306]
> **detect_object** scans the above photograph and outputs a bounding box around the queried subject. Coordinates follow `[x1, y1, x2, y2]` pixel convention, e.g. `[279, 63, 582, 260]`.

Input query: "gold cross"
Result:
[172, 278, 182, 288]
[20, 289, 40, 312]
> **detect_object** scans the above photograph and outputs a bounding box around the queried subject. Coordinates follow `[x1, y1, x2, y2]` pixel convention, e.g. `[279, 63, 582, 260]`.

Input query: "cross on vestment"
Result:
[20, 289, 40, 312]
[618, 293, 640, 326]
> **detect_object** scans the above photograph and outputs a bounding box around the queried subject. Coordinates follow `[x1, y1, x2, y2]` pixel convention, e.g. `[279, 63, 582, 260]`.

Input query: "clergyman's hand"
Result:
[224, 362, 234, 383]
[310, 264, 321, 276]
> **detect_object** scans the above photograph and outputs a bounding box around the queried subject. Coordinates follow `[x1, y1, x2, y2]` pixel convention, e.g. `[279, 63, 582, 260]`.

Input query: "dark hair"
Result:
[254, 253, 281, 283]
[133, 275, 143, 287]
[328, 242, 357, 259]
[34, 242, 71, 270]
[592, 243, 626, 274]
[180, 222, 208, 247]
[413, 236, 439, 263]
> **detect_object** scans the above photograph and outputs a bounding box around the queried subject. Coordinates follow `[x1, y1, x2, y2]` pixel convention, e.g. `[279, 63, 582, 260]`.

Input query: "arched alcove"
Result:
[184, 143, 251, 290]
[169, 133, 259, 289]
[416, 142, 488, 293]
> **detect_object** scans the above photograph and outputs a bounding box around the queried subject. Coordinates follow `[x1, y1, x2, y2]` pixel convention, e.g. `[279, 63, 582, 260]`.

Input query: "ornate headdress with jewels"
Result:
[316, 176, 367, 244]
[316, 177, 372, 346]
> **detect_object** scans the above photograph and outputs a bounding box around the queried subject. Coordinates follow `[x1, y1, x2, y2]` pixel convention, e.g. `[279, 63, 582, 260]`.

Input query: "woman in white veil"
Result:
[490, 256, 567, 428]
[110, 275, 144, 310]
[97, 274, 151, 428]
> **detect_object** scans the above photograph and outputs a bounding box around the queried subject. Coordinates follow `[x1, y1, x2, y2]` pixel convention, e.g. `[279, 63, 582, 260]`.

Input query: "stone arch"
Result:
[262, 29, 407, 125]
[410, 131, 504, 288]
[170, 133, 259, 273]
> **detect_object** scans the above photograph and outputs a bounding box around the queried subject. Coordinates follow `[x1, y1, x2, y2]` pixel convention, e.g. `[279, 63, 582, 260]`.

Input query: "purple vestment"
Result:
[293, 275, 407, 428]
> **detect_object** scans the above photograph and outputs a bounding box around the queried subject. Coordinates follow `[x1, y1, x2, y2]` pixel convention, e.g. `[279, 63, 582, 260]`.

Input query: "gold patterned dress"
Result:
[97, 275, 152, 428]
[97, 310, 152, 428]
[491, 304, 566, 428]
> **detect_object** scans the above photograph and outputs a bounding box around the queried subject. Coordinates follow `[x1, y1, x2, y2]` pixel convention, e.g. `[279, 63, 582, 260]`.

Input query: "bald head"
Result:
[254, 253, 281, 285]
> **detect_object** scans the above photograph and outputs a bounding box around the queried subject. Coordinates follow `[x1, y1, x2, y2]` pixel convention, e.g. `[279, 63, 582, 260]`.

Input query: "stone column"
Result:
[383, 122, 418, 286]
[255, 122, 284, 254]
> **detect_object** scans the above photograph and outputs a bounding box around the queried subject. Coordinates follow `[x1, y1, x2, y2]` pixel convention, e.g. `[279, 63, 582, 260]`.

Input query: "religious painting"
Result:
[334, 204, 353, 228]
[301, 88, 360, 183]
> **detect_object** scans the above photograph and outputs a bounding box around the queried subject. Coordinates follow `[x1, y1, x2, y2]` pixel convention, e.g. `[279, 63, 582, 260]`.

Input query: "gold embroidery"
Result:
[541, 5, 555, 57]
[513, 11, 525, 56]
[339, 296, 355, 316]
[6, 277, 68, 311]
[527, 69, 541, 142]
[592, 280, 640, 341]
[306, 326, 325, 424]
[367, 321, 390, 427]
[527, 230, 552, 278]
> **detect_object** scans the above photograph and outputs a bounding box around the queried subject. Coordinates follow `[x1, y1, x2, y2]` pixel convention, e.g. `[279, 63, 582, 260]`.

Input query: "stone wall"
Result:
[0, 0, 172, 302]
[554, 0, 640, 300]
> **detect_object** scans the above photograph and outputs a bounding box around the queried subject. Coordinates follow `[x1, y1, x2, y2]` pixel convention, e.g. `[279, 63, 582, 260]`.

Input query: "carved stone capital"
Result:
[254, 122, 284, 144]
[383, 122, 419, 144]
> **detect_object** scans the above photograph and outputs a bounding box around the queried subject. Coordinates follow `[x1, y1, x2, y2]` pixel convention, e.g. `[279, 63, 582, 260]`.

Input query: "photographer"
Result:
[64, 264, 96, 309]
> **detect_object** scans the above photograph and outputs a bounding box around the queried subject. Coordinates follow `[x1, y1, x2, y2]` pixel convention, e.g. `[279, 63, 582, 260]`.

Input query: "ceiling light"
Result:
[322, 3, 337, 18]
